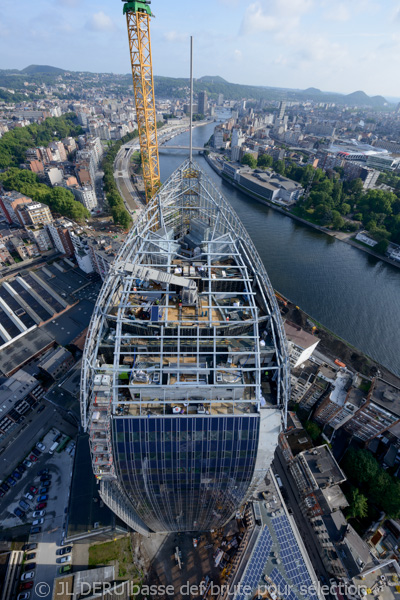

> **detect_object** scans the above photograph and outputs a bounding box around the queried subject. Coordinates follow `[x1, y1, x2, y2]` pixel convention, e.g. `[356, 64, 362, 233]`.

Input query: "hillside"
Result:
[0, 65, 391, 108]
[154, 75, 389, 107]
[21, 65, 67, 75]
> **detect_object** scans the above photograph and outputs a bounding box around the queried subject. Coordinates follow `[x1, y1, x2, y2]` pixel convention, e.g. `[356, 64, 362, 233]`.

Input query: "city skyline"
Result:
[1, 0, 400, 98]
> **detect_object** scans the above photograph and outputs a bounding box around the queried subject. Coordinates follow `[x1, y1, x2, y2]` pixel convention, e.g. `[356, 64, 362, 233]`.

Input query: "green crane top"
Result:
[122, 1, 153, 16]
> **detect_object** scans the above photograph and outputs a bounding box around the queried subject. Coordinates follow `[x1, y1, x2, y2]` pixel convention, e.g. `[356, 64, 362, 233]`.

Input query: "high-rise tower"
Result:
[81, 160, 289, 535]
[277, 100, 286, 121]
[198, 91, 208, 116]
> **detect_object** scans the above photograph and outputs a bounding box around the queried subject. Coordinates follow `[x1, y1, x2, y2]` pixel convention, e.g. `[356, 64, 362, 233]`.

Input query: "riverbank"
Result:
[204, 153, 400, 271]
[280, 294, 400, 387]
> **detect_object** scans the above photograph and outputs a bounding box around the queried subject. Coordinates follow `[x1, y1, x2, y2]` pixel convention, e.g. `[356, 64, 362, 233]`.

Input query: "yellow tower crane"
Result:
[122, 1, 160, 203]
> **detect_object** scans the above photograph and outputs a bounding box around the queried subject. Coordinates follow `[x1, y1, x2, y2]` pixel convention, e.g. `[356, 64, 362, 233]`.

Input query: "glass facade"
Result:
[112, 415, 260, 532]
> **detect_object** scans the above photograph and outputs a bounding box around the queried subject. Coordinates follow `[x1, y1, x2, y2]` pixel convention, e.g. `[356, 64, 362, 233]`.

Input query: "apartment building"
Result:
[0, 191, 32, 225]
[343, 379, 400, 442]
[46, 219, 75, 256]
[0, 243, 13, 266]
[26, 226, 53, 252]
[17, 202, 53, 227]
[284, 321, 320, 368]
[288, 445, 374, 580]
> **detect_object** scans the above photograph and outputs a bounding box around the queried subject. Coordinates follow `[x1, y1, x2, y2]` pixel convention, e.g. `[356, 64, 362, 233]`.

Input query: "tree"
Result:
[304, 420, 321, 441]
[347, 488, 368, 520]
[341, 203, 351, 216]
[257, 154, 273, 169]
[0, 167, 89, 221]
[342, 448, 379, 484]
[273, 160, 285, 175]
[241, 153, 257, 169]
[331, 210, 345, 230]
[375, 239, 389, 255]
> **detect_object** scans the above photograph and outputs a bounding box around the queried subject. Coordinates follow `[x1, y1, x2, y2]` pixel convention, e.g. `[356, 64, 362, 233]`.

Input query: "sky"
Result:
[1, 0, 400, 98]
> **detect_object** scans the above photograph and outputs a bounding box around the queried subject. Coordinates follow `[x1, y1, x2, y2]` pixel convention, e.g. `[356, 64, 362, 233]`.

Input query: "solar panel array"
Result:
[233, 526, 273, 600]
[271, 515, 319, 600]
[270, 568, 299, 600]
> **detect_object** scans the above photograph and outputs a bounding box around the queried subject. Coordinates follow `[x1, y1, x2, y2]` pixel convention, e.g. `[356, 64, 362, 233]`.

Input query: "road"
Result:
[113, 121, 210, 219]
[273, 449, 333, 589]
[0, 250, 62, 282]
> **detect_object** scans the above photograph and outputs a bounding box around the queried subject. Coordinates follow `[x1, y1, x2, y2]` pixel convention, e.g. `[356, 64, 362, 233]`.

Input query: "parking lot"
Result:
[0, 428, 76, 600]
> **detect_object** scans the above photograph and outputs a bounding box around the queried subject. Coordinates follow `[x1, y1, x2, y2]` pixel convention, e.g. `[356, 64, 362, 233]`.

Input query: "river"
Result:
[158, 116, 400, 377]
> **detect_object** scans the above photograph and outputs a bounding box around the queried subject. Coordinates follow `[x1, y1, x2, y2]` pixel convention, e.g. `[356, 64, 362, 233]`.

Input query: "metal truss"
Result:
[125, 9, 160, 202]
[81, 159, 290, 531]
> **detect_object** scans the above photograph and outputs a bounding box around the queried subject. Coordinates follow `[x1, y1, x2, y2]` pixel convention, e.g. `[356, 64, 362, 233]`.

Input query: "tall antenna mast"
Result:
[189, 36, 193, 162]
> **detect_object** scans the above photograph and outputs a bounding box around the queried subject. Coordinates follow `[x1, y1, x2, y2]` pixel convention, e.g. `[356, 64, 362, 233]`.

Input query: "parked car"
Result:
[18, 582, 33, 591]
[29, 486, 38, 495]
[32, 518, 44, 526]
[28, 455, 38, 463]
[17, 593, 31, 600]
[32, 510, 45, 518]
[57, 546, 72, 555]
[12, 470, 22, 480]
[36, 502, 47, 510]
[37, 405, 45, 414]
[36, 442, 46, 452]
[23, 459, 32, 468]
[38, 487, 49, 494]
[21, 571, 35, 581]
[59, 565, 71, 574]
[24, 493, 34, 501]
[22, 543, 37, 551]
[40, 475, 52, 482]
[0, 490, 4, 498]
[30, 526, 41, 534]
[14, 508, 25, 519]
[24, 563, 36, 571]
[37, 495, 48, 502]
[37, 469, 49, 476]
[25, 553, 36, 560]
[19, 500, 30, 511]
[58, 556, 71, 563]
[6, 476, 16, 486]
[0, 482, 10, 492]
[31, 449, 41, 458]
[17, 464, 26, 474]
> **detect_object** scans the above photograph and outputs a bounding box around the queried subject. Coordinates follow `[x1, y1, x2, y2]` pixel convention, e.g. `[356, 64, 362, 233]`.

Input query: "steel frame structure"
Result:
[81, 160, 290, 533]
[125, 8, 160, 202]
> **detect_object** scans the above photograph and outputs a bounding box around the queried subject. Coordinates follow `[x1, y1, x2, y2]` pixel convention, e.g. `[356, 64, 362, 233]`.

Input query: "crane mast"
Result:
[122, 1, 160, 203]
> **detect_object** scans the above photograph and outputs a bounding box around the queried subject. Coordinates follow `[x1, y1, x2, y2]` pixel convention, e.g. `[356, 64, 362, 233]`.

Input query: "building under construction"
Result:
[80, 159, 290, 534]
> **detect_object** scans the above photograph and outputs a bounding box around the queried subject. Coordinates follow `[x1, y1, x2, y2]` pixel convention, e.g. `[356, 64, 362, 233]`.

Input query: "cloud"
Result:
[240, 0, 313, 35]
[163, 30, 189, 43]
[240, 2, 277, 34]
[86, 11, 116, 32]
[325, 3, 350, 22]
[234, 49, 242, 61]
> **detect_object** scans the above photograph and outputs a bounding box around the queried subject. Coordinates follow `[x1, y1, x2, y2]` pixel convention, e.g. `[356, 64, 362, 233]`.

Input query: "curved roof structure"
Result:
[81, 160, 289, 534]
